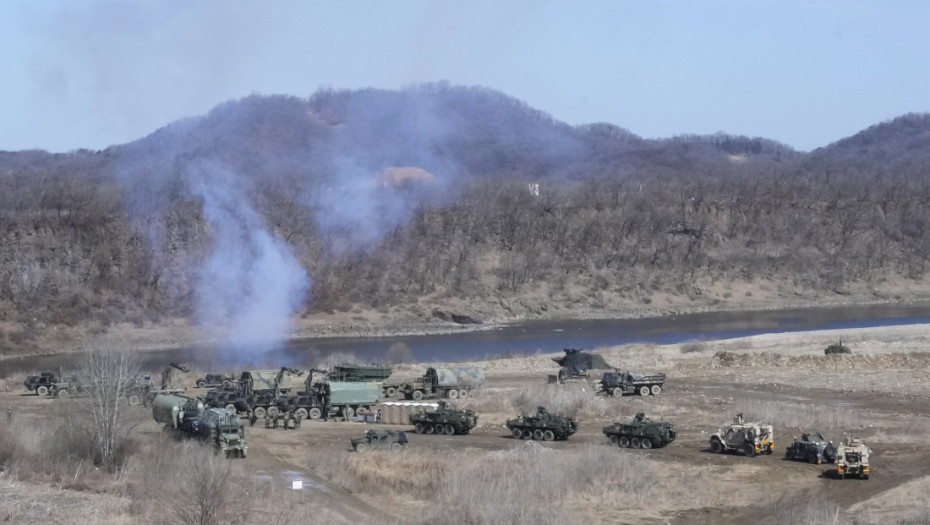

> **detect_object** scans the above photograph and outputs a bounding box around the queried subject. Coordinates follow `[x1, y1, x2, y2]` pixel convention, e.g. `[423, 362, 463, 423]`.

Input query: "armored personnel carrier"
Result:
[506, 406, 577, 441]
[836, 437, 871, 479]
[350, 429, 408, 452]
[409, 401, 478, 435]
[709, 413, 774, 456]
[785, 431, 836, 464]
[603, 412, 676, 449]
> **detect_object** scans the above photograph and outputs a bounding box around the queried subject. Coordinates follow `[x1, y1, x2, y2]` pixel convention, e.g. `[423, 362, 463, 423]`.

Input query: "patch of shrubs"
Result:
[824, 341, 851, 355]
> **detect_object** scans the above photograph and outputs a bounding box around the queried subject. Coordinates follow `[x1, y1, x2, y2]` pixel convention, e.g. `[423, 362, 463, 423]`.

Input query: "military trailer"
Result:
[603, 412, 676, 449]
[409, 400, 478, 435]
[600, 371, 667, 397]
[328, 363, 392, 382]
[350, 429, 408, 452]
[400, 367, 484, 400]
[152, 393, 248, 458]
[836, 437, 871, 479]
[195, 373, 236, 389]
[506, 406, 577, 441]
[709, 413, 775, 456]
[785, 431, 836, 464]
[23, 372, 60, 396]
[548, 348, 614, 384]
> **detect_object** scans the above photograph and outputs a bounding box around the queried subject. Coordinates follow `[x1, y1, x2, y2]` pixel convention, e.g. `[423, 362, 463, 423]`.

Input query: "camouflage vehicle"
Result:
[506, 406, 577, 441]
[328, 363, 392, 382]
[709, 414, 775, 456]
[152, 393, 248, 458]
[203, 388, 242, 412]
[350, 429, 408, 452]
[24, 372, 60, 395]
[603, 412, 676, 449]
[548, 348, 613, 384]
[400, 366, 484, 400]
[836, 437, 871, 479]
[409, 400, 478, 435]
[599, 371, 666, 397]
[195, 373, 236, 389]
[785, 431, 836, 464]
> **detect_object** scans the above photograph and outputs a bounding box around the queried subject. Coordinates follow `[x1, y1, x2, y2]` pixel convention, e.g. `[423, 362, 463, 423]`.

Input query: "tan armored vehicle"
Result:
[709, 413, 774, 456]
[836, 437, 871, 479]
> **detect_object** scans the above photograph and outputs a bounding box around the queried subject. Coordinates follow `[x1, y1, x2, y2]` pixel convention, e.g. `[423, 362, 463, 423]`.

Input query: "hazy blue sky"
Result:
[2, 1, 928, 152]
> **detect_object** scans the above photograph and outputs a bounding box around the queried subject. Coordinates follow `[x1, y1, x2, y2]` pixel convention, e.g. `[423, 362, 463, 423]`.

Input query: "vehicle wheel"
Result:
[809, 454, 820, 465]
[650, 385, 662, 396]
[197, 380, 206, 388]
[129, 395, 141, 406]
[512, 428, 523, 439]
[458, 389, 468, 399]
[641, 438, 653, 449]
[56, 389, 69, 399]
[639, 386, 651, 396]
[355, 444, 369, 453]
[240, 448, 247, 458]
[225, 404, 237, 412]
[343, 407, 355, 419]
[445, 424, 455, 435]
[391, 442, 403, 451]
[36, 386, 49, 396]
[744, 444, 756, 457]
[385, 386, 397, 397]
[618, 436, 631, 448]
[631, 437, 641, 448]
[424, 424, 434, 434]
[543, 430, 555, 441]
[534, 429, 545, 440]
[609, 434, 620, 446]
[253, 407, 267, 418]
[222, 380, 231, 388]
[522, 429, 533, 440]
[710, 439, 723, 454]
[415, 422, 426, 434]
[411, 390, 424, 401]
[611, 387, 623, 397]
[308, 408, 322, 420]
[448, 389, 458, 399]
[295, 408, 308, 420]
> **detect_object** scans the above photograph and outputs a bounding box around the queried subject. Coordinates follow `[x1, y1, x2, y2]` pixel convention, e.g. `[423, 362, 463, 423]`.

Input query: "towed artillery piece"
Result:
[836, 437, 871, 479]
[506, 406, 577, 441]
[409, 401, 478, 435]
[152, 393, 248, 458]
[350, 429, 408, 452]
[785, 431, 836, 464]
[603, 412, 676, 449]
[709, 413, 774, 456]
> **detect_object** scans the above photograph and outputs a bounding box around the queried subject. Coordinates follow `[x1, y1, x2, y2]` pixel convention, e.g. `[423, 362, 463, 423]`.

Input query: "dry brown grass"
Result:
[724, 398, 866, 430]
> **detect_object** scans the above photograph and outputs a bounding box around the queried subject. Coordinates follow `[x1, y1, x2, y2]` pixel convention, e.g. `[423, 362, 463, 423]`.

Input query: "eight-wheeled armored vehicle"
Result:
[709, 414, 774, 456]
[506, 406, 577, 441]
[350, 429, 408, 452]
[785, 431, 836, 464]
[836, 437, 871, 479]
[409, 400, 478, 435]
[603, 412, 676, 449]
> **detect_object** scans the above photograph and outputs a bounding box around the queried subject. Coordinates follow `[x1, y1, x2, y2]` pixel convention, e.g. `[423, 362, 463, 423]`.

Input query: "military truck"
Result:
[709, 413, 774, 456]
[400, 366, 484, 400]
[506, 406, 577, 441]
[599, 371, 667, 397]
[409, 400, 478, 435]
[23, 372, 60, 396]
[152, 393, 248, 458]
[279, 373, 382, 420]
[195, 373, 236, 389]
[350, 429, 408, 452]
[836, 437, 871, 479]
[328, 363, 392, 382]
[142, 362, 190, 405]
[548, 348, 614, 384]
[785, 431, 836, 464]
[203, 388, 242, 412]
[603, 412, 676, 449]
[235, 367, 302, 418]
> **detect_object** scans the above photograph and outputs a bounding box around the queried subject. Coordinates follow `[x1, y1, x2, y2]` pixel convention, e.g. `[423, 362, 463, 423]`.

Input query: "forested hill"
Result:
[1, 84, 930, 353]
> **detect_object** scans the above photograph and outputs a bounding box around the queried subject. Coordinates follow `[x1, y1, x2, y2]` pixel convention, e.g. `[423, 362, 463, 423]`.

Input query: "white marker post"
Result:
[292, 479, 304, 504]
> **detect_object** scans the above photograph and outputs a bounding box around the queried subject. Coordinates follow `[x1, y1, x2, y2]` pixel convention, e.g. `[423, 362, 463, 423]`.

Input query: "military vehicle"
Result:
[600, 371, 667, 397]
[203, 388, 241, 412]
[23, 371, 60, 396]
[350, 429, 408, 452]
[235, 367, 302, 418]
[785, 431, 836, 464]
[195, 373, 236, 389]
[506, 406, 577, 441]
[400, 366, 484, 400]
[548, 348, 613, 384]
[836, 437, 871, 479]
[277, 369, 382, 420]
[326, 363, 404, 397]
[603, 412, 676, 449]
[152, 393, 248, 458]
[709, 414, 775, 456]
[409, 400, 478, 435]
[142, 362, 190, 405]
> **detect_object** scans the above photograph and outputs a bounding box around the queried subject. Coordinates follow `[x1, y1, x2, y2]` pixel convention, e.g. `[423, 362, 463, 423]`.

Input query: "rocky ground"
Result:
[2, 323, 930, 524]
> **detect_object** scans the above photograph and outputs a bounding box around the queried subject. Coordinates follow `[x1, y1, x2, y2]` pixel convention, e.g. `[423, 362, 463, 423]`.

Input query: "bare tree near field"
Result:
[74, 345, 141, 471]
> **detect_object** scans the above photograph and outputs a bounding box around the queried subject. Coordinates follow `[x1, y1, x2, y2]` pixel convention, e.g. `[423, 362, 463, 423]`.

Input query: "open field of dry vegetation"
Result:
[2, 323, 930, 524]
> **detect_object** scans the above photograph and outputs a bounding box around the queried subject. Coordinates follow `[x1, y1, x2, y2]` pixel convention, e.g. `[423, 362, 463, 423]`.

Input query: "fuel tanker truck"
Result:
[151, 393, 248, 458]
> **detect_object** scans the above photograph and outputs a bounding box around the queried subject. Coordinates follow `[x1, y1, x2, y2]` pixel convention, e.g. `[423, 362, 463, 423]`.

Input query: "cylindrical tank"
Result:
[151, 393, 204, 427]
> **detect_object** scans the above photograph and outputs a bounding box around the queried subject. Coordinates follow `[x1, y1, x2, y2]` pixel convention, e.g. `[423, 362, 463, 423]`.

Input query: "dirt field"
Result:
[2, 324, 930, 524]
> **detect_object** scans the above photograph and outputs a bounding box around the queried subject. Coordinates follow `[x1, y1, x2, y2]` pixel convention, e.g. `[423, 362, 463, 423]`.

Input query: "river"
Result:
[2, 302, 930, 378]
